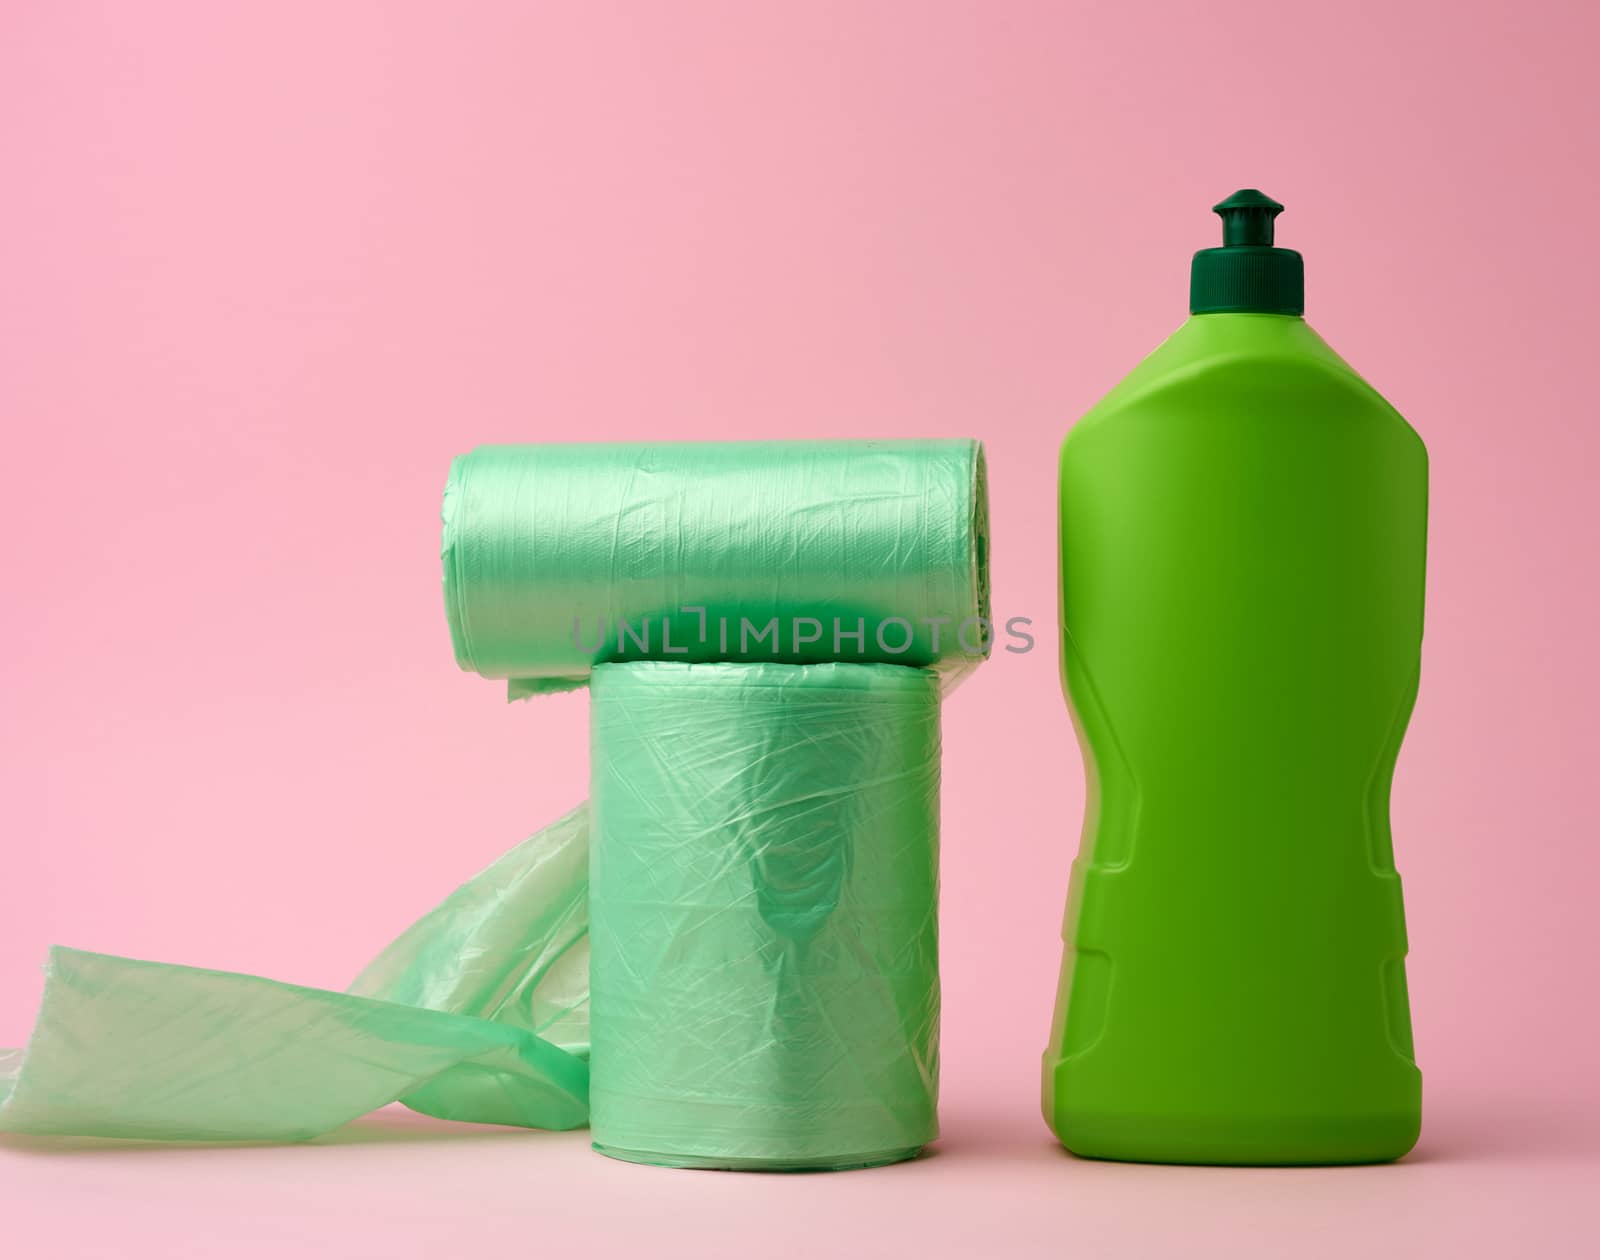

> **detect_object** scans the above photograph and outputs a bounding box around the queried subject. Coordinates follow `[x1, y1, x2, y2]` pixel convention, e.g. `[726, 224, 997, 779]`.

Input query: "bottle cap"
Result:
[1189, 189, 1304, 315]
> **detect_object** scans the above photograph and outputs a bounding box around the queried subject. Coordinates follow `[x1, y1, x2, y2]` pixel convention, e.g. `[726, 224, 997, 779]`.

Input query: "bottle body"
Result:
[1044, 313, 1426, 1164]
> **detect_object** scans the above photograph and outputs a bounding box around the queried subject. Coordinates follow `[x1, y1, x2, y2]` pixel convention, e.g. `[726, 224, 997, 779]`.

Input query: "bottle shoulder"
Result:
[1064, 316, 1426, 465]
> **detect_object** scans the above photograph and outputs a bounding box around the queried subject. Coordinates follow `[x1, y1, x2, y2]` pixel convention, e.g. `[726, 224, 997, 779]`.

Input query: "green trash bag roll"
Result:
[587, 660, 942, 1170]
[0, 809, 594, 1142]
[442, 440, 990, 698]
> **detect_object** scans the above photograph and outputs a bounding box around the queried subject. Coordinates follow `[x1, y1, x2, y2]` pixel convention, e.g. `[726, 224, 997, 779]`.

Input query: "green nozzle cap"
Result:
[1189, 189, 1304, 316]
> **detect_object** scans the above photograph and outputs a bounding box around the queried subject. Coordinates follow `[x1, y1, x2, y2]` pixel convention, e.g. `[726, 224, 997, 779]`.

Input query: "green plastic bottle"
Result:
[1043, 191, 1426, 1165]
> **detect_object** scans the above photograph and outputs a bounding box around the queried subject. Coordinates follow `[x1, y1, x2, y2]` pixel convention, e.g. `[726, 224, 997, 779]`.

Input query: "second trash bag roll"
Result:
[588, 661, 942, 1170]
[442, 440, 990, 697]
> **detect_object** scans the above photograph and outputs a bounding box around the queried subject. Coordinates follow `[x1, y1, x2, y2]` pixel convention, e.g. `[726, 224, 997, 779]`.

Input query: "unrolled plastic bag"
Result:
[350, 803, 591, 1057]
[0, 809, 593, 1141]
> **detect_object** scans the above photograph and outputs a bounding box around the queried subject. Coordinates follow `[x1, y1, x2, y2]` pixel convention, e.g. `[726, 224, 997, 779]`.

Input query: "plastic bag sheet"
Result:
[0, 810, 594, 1142]
[351, 802, 591, 1057]
[442, 440, 991, 699]
[587, 661, 941, 1170]
[0, 949, 587, 1142]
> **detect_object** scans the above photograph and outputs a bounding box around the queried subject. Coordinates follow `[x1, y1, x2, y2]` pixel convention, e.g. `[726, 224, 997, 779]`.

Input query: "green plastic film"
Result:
[351, 802, 591, 1058]
[0, 811, 594, 1142]
[0, 949, 587, 1142]
[588, 661, 941, 1170]
[442, 440, 990, 698]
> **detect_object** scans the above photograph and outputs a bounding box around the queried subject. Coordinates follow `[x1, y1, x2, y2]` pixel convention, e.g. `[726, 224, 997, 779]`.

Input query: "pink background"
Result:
[3, 2, 1596, 1255]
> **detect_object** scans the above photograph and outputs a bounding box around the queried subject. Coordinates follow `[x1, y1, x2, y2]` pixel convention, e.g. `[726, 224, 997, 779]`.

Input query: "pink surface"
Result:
[2, 2, 1596, 1255]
